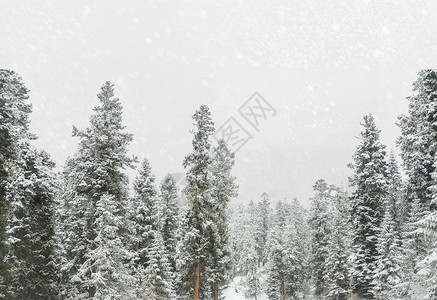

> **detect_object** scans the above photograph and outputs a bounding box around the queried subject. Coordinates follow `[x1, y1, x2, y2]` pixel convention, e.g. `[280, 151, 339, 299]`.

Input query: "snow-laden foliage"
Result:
[177, 104, 215, 300]
[130, 158, 159, 279]
[207, 139, 238, 299]
[5, 142, 58, 299]
[0, 70, 33, 294]
[58, 82, 136, 298]
[309, 180, 351, 300]
[159, 173, 180, 273]
[348, 114, 389, 299]
[398, 70, 437, 212]
[266, 198, 310, 300]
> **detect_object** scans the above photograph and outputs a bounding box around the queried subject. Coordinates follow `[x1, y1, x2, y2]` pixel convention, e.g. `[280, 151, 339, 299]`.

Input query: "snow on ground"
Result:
[222, 276, 267, 300]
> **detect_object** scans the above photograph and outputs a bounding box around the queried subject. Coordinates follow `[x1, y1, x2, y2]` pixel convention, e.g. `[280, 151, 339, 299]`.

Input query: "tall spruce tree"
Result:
[397, 70, 437, 298]
[325, 186, 351, 300]
[398, 69, 437, 212]
[266, 199, 309, 300]
[208, 139, 238, 300]
[349, 114, 388, 299]
[255, 192, 270, 267]
[142, 230, 175, 300]
[229, 201, 260, 298]
[266, 201, 290, 300]
[130, 157, 159, 291]
[372, 151, 406, 299]
[309, 179, 331, 299]
[0, 70, 33, 294]
[59, 82, 135, 298]
[177, 105, 215, 300]
[159, 173, 180, 273]
[413, 157, 437, 299]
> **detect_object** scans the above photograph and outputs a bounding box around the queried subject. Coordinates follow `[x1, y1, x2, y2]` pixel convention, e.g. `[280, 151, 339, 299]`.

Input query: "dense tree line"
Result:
[1, 69, 437, 299]
[230, 70, 437, 300]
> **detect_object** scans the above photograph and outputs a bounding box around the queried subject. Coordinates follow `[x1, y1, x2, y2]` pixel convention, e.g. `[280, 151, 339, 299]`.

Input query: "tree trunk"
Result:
[89, 285, 96, 298]
[280, 278, 285, 300]
[213, 281, 219, 300]
[89, 235, 98, 298]
[194, 260, 200, 300]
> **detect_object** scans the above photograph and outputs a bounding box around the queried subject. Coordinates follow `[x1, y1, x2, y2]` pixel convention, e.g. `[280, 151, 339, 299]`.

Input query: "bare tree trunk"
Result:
[194, 260, 200, 300]
[213, 281, 219, 300]
[89, 285, 96, 298]
[280, 278, 285, 300]
[89, 238, 97, 298]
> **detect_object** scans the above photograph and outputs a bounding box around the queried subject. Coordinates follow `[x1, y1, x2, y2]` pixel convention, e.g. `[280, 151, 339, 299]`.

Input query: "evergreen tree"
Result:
[266, 201, 289, 300]
[398, 70, 437, 212]
[0, 70, 33, 294]
[57, 159, 89, 298]
[59, 82, 135, 298]
[159, 173, 180, 273]
[229, 204, 246, 278]
[255, 192, 270, 267]
[413, 157, 437, 299]
[397, 70, 437, 298]
[177, 105, 215, 300]
[130, 157, 159, 289]
[208, 139, 238, 300]
[229, 201, 262, 298]
[245, 270, 262, 300]
[85, 193, 134, 299]
[309, 179, 331, 299]
[289, 197, 311, 298]
[372, 152, 406, 299]
[266, 199, 309, 300]
[325, 187, 351, 300]
[5, 142, 58, 299]
[349, 114, 388, 299]
[141, 231, 175, 300]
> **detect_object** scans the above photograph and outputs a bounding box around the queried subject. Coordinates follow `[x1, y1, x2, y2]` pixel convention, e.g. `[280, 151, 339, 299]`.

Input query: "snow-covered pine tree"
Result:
[413, 156, 437, 299]
[142, 230, 175, 300]
[372, 151, 406, 299]
[243, 200, 263, 299]
[398, 70, 437, 213]
[266, 201, 289, 300]
[245, 269, 262, 300]
[229, 200, 262, 298]
[349, 114, 389, 299]
[57, 158, 89, 298]
[5, 142, 58, 299]
[325, 186, 351, 300]
[159, 173, 180, 273]
[397, 70, 437, 298]
[309, 179, 331, 299]
[208, 139, 238, 300]
[130, 157, 159, 290]
[177, 105, 215, 300]
[86, 192, 134, 298]
[229, 204, 245, 278]
[288, 197, 311, 298]
[266, 199, 309, 300]
[59, 82, 135, 298]
[255, 192, 270, 267]
[0, 70, 33, 294]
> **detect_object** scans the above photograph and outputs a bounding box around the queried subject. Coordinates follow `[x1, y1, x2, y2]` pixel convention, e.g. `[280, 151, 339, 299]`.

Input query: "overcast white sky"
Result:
[2, 1, 436, 207]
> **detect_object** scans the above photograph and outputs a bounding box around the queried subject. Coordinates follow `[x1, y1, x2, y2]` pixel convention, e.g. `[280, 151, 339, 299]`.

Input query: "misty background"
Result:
[2, 1, 436, 207]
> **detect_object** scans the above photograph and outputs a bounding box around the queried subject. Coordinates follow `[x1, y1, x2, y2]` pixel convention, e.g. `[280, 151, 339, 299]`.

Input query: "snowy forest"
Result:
[1, 68, 437, 300]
